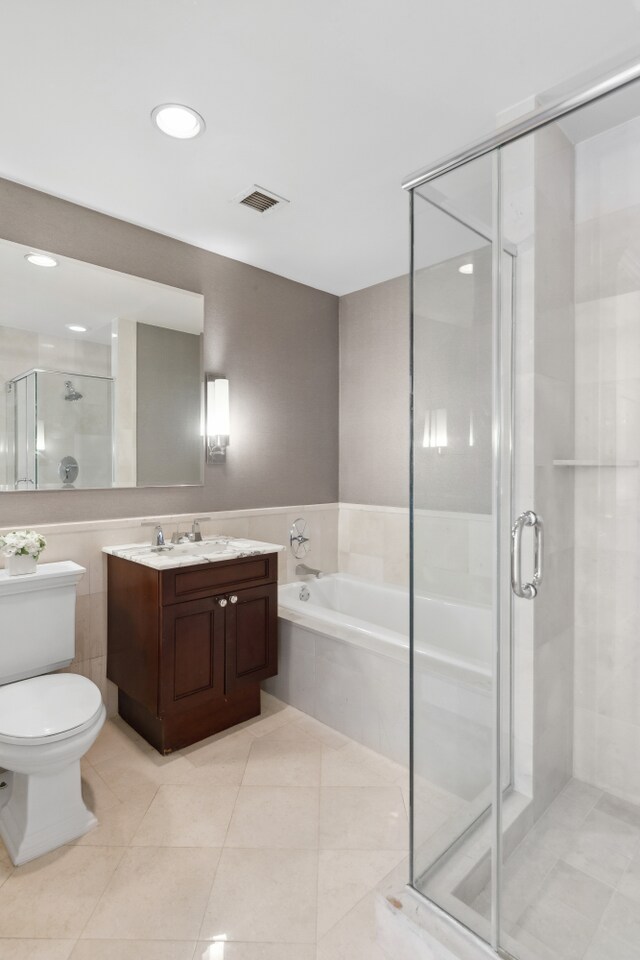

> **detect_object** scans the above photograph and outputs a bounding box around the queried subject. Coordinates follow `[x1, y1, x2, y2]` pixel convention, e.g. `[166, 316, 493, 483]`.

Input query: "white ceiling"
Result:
[0, 1, 639, 296]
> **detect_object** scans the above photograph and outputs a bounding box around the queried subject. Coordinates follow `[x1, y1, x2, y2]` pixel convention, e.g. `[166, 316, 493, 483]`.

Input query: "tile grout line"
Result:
[61, 843, 128, 944]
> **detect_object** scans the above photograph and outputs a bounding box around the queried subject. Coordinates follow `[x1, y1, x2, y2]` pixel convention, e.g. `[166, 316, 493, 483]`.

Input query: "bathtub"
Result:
[266, 573, 492, 779]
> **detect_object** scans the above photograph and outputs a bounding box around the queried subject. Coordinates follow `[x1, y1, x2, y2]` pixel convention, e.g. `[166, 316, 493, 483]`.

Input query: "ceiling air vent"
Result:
[234, 184, 290, 215]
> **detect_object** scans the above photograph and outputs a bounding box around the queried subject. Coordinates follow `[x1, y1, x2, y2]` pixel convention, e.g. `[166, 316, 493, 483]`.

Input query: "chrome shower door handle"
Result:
[511, 510, 543, 600]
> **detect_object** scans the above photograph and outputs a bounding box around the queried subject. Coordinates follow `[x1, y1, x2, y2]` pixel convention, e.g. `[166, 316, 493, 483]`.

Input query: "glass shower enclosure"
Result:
[7, 369, 113, 489]
[408, 59, 640, 960]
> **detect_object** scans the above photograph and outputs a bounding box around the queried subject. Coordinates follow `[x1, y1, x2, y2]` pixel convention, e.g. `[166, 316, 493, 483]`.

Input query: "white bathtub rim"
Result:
[278, 591, 491, 687]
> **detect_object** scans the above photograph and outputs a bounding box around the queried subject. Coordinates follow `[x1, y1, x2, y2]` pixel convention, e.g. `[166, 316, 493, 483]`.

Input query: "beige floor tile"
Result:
[194, 943, 315, 960]
[301, 720, 351, 751]
[200, 848, 317, 943]
[131, 785, 238, 847]
[320, 749, 390, 788]
[0, 941, 75, 960]
[284, 716, 350, 750]
[316, 891, 387, 960]
[85, 717, 154, 766]
[181, 729, 255, 773]
[255, 721, 322, 745]
[375, 854, 410, 896]
[0, 844, 13, 891]
[75, 798, 152, 847]
[0, 846, 123, 939]
[242, 739, 322, 787]
[319, 786, 408, 850]
[260, 691, 288, 714]
[225, 785, 319, 849]
[91, 744, 201, 805]
[82, 846, 221, 941]
[71, 942, 196, 960]
[317, 849, 405, 937]
[81, 762, 121, 816]
[239, 705, 304, 738]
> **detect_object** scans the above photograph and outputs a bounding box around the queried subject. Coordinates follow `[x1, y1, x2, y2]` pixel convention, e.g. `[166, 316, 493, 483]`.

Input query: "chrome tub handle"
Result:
[511, 510, 543, 600]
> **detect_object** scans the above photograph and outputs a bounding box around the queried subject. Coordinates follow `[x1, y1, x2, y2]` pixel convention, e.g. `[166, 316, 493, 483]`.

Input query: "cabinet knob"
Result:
[229, 594, 238, 604]
[217, 597, 228, 607]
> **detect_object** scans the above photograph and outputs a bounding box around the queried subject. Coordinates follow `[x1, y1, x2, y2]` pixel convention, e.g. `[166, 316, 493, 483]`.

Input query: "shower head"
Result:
[64, 380, 83, 401]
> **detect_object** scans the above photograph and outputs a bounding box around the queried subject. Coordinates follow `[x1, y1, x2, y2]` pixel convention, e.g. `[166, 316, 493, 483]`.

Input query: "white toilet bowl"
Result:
[0, 673, 106, 864]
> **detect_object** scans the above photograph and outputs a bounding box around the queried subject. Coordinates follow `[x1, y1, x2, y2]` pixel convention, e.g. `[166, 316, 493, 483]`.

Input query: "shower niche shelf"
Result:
[553, 459, 639, 467]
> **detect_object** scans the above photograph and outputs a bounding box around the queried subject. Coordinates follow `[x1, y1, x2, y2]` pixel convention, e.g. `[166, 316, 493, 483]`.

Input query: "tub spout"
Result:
[296, 563, 322, 579]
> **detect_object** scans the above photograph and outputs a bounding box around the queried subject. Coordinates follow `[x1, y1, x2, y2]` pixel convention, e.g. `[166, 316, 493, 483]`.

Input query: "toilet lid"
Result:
[0, 674, 103, 741]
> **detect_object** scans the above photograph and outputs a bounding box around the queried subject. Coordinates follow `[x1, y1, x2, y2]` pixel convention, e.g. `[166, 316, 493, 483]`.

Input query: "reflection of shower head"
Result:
[64, 380, 83, 401]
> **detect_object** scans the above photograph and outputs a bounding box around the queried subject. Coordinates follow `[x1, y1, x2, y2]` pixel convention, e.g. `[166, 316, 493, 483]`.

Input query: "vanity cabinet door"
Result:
[225, 583, 278, 692]
[160, 596, 226, 715]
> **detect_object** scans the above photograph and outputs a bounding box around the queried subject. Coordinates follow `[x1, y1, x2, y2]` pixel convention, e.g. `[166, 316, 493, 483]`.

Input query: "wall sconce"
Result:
[206, 376, 230, 464]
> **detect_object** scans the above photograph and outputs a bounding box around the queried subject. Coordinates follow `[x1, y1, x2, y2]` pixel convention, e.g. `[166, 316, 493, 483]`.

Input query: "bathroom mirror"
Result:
[0, 238, 204, 490]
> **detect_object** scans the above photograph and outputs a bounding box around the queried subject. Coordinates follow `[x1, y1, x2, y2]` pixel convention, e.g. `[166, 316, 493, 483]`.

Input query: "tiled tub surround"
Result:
[0, 504, 339, 717]
[338, 502, 491, 604]
[271, 573, 491, 783]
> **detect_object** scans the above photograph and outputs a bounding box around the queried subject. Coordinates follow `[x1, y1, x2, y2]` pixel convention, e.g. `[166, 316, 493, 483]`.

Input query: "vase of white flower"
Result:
[0, 529, 47, 576]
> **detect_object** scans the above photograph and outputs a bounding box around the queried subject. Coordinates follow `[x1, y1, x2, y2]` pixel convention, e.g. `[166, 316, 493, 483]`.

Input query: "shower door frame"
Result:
[406, 53, 640, 957]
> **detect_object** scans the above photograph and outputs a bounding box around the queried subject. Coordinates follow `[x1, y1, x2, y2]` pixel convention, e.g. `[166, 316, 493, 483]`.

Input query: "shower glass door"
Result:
[411, 63, 640, 960]
[9, 370, 114, 489]
[410, 152, 512, 946]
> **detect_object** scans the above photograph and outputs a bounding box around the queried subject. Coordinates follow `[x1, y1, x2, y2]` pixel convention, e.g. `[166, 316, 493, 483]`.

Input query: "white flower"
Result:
[0, 529, 47, 559]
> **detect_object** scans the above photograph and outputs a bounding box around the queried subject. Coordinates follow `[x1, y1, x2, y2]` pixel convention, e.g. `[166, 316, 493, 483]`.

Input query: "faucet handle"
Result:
[191, 517, 210, 542]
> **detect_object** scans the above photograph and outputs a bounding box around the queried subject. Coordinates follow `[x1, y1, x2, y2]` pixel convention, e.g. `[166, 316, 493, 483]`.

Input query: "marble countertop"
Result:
[102, 537, 284, 570]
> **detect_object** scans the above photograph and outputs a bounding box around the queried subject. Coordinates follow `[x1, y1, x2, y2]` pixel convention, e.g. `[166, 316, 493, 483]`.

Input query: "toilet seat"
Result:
[0, 674, 103, 746]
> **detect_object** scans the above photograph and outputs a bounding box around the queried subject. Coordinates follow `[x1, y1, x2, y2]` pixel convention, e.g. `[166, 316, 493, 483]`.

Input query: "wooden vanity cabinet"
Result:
[106, 552, 278, 754]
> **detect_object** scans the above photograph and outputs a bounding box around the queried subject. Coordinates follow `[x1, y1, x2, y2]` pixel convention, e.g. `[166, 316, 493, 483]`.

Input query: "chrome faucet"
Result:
[296, 562, 322, 579]
[152, 524, 166, 547]
[171, 527, 191, 544]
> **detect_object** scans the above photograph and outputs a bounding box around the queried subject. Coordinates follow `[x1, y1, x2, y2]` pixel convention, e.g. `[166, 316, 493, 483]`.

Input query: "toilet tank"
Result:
[0, 561, 85, 684]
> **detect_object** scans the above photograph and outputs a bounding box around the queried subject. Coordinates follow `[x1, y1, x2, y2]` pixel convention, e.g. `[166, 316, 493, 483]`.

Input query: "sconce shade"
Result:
[206, 376, 230, 463]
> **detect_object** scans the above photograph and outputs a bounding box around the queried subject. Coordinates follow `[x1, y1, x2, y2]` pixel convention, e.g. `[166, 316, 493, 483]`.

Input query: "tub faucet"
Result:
[296, 563, 322, 579]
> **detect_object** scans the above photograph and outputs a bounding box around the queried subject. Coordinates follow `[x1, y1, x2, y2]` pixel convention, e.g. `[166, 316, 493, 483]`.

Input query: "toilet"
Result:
[0, 561, 106, 865]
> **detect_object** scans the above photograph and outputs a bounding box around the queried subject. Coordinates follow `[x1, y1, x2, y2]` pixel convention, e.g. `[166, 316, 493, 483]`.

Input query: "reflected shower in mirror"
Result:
[0, 238, 204, 490]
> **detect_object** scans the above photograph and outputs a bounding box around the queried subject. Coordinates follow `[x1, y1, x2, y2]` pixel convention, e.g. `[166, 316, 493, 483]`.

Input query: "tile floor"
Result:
[470, 779, 640, 960]
[0, 692, 411, 960]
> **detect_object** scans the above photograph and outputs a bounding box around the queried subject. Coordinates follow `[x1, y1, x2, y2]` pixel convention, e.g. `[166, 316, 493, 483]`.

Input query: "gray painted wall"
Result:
[339, 274, 410, 508]
[136, 324, 202, 487]
[0, 179, 339, 524]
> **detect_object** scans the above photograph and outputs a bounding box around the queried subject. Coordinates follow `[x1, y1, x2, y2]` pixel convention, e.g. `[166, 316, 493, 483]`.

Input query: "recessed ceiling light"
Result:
[112, 333, 118, 338]
[458, 263, 474, 275]
[25, 252, 58, 268]
[66, 324, 87, 333]
[151, 103, 205, 139]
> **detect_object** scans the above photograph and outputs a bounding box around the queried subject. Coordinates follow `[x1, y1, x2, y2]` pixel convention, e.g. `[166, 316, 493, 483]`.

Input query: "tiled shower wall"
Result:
[573, 116, 640, 804]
